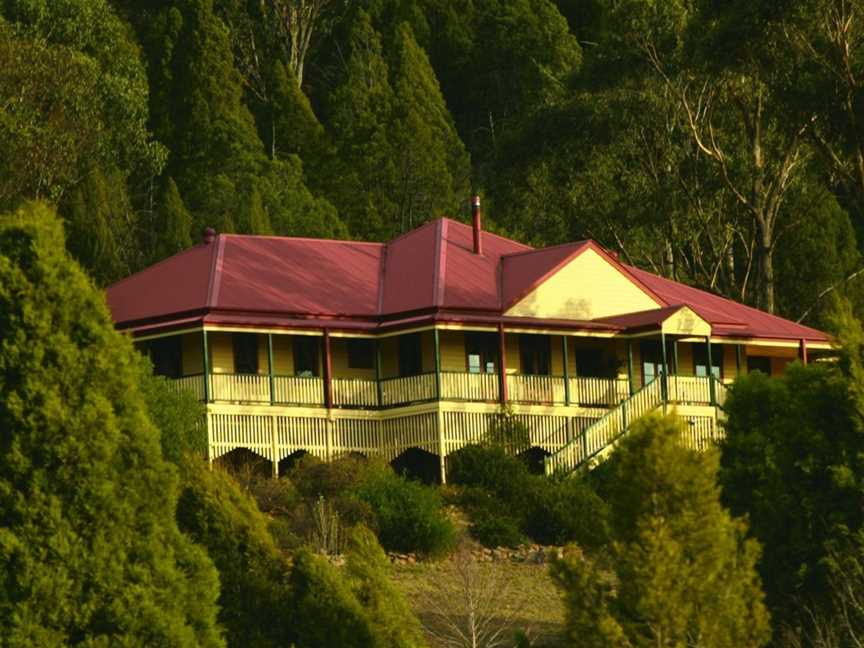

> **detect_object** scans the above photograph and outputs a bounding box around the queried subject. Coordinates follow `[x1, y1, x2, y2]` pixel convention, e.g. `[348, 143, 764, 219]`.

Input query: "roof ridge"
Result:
[221, 232, 384, 247]
[501, 239, 590, 260]
[384, 218, 440, 247]
[440, 216, 534, 250]
[433, 219, 448, 306]
[206, 235, 226, 309]
[105, 243, 211, 291]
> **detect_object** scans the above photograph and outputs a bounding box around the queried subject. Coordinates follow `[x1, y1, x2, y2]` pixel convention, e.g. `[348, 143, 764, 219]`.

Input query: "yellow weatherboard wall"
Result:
[506, 248, 661, 320]
[661, 307, 711, 337]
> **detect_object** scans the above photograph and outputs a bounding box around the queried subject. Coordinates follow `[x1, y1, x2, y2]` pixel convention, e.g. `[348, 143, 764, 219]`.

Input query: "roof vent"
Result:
[202, 227, 216, 245]
[471, 195, 482, 255]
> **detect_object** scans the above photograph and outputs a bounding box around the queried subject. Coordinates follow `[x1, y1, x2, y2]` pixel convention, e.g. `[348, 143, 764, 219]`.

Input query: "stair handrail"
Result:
[545, 377, 662, 475]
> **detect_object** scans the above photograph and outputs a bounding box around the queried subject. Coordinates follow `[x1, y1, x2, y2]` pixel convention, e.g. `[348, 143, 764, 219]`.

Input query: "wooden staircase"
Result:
[543, 377, 727, 475]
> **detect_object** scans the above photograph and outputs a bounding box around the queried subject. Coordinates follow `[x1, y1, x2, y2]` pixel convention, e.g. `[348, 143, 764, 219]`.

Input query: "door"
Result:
[640, 340, 669, 386]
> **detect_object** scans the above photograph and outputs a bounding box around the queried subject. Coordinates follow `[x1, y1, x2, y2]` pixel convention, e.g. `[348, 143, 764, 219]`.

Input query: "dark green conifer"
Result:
[0, 202, 223, 646]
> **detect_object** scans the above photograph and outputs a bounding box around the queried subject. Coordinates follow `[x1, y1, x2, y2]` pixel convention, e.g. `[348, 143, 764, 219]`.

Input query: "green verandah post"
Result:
[562, 335, 570, 406]
[627, 341, 634, 396]
[661, 332, 669, 412]
[434, 328, 442, 400]
[374, 339, 382, 407]
[707, 336, 716, 406]
[202, 329, 210, 403]
[267, 333, 275, 405]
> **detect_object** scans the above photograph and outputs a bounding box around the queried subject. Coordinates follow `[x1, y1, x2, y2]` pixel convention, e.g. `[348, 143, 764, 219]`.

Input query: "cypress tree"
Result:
[133, 0, 342, 239]
[324, 12, 469, 240]
[552, 413, 770, 648]
[155, 177, 194, 260]
[0, 203, 223, 646]
[62, 167, 135, 285]
[386, 22, 470, 234]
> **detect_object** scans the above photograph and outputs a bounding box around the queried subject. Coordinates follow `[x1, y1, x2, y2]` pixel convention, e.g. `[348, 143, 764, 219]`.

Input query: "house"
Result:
[106, 199, 830, 480]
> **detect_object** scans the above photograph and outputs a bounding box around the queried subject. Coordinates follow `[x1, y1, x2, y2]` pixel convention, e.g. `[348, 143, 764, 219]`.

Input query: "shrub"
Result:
[344, 526, 427, 647]
[449, 444, 608, 548]
[448, 444, 534, 504]
[523, 477, 609, 548]
[289, 550, 377, 648]
[176, 458, 294, 648]
[469, 510, 525, 548]
[354, 462, 456, 557]
[140, 371, 207, 464]
[245, 474, 301, 516]
[290, 454, 369, 499]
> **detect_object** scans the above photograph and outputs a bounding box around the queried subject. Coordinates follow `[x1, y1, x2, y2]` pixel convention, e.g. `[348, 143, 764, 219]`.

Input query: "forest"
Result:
[4, 0, 864, 647]
[3, 0, 864, 326]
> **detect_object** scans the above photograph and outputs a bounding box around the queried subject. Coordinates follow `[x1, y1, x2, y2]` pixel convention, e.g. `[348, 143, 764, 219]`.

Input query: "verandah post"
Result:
[374, 339, 382, 407]
[267, 333, 275, 405]
[707, 336, 716, 406]
[433, 328, 442, 401]
[799, 338, 808, 365]
[202, 329, 210, 403]
[627, 341, 634, 396]
[660, 332, 669, 412]
[498, 323, 508, 404]
[323, 329, 333, 409]
[562, 335, 570, 406]
[736, 344, 743, 377]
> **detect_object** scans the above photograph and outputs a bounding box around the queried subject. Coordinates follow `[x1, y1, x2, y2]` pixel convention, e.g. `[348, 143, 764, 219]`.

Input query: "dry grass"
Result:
[390, 553, 567, 648]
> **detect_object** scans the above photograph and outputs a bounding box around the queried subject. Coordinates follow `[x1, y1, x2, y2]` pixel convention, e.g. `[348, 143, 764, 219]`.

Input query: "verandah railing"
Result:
[506, 374, 566, 404]
[172, 371, 726, 411]
[380, 372, 437, 406]
[441, 372, 500, 401]
[569, 377, 630, 407]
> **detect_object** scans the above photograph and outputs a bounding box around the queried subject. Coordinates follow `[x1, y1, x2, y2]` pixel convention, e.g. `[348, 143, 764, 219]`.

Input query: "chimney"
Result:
[202, 227, 216, 245]
[471, 195, 482, 255]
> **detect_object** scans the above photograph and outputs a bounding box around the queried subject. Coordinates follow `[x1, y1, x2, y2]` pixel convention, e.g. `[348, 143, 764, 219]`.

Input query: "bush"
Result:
[289, 550, 378, 648]
[245, 474, 301, 516]
[354, 462, 456, 557]
[140, 370, 207, 464]
[176, 458, 295, 648]
[523, 477, 609, 548]
[449, 444, 608, 548]
[469, 510, 525, 548]
[343, 526, 427, 647]
[290, 454, 369, 499]
[448, 444, 534, 504]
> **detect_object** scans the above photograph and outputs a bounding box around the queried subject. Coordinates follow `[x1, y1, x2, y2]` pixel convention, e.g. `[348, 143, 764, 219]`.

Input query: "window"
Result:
[694, 344, 723, 379]
[465, 333, 497, 374]
[398, 334, 423, 376]
[233, 333, 259, 374]
[347, 339, 374, 369]
[519, 335, 551, 375]
[293, 336, 319, 377]
[149, 336, 182, 378]
[747, 356, 772, 375]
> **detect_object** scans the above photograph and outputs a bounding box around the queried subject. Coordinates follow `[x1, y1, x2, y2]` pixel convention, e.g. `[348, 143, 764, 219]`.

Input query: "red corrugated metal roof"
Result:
[106, 217, 828, 342]
[625, 265, 828, 341]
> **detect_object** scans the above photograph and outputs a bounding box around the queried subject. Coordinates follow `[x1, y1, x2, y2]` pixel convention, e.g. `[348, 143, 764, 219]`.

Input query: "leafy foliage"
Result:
[448, 444, 608, 548]
[0, 202, 222, 646]
[720, 344, 864, 620]
[552, 413, 770, 648]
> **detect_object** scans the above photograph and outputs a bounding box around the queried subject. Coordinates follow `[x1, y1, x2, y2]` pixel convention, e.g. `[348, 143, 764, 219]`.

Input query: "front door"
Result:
[640, 340, 669, 386]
